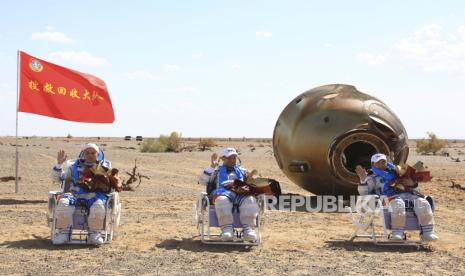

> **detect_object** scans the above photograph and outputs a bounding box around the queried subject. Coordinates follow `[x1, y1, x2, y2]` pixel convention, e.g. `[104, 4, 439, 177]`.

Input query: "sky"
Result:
[0, 1, 464, 138]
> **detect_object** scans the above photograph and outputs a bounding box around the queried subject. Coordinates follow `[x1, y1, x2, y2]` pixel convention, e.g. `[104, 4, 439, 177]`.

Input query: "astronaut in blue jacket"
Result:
[51, 143, 120, 245]
[198, 148, 259, 241]
[356, 153, 438, 242]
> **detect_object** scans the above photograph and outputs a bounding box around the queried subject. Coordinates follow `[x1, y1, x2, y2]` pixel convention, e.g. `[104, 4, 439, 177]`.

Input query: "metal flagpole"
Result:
[15, 50, 20, 193]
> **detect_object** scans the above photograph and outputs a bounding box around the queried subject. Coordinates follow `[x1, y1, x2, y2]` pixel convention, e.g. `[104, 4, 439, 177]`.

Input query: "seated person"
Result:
[51, 143, 122, 245]
[198, 147, 259, 241]
[355, 153, 438, 242]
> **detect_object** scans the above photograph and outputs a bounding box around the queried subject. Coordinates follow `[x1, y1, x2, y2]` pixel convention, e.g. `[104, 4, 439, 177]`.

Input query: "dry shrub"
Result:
[140, 138, 167, 153]
[140, 132, 183, 153]
[199, 139, 217, 151]
[159, 132, 183, 152]
[416, 132, 446, 155]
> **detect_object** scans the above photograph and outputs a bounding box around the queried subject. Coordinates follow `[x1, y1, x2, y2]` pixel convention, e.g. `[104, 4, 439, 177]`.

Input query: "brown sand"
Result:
[0, 137, 464, 275]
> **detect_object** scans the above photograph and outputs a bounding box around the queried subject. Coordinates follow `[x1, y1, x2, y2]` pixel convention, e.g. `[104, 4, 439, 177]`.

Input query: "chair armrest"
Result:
[355, 194, 382, 215]
[199, 191, 208, 200]
[48, 191, 62, 196]
[256, 193, 266, 201]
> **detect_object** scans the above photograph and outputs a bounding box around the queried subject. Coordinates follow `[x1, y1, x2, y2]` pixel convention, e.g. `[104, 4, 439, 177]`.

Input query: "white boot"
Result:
[88, 232, 104, 245]
[420, 224, 438, 242]
[389, 230, 404, 241]
[52, 230, 69, 245]
[421, 233, 439, 242]
[220, 225, 234, 241]
[243, 225, 257, 242]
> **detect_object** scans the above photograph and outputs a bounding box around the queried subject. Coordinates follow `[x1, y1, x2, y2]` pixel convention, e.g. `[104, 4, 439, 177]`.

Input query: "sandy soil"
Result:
[0, 137, 465, 275]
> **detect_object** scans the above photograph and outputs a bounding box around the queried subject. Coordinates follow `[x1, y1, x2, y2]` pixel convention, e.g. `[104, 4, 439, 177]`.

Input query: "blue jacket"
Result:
[212, 165, 246, 199]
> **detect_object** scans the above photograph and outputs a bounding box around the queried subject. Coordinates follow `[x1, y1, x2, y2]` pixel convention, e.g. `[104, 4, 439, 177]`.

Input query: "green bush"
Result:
[416, 132, 446, 155]
[66, 133, 73, 138]
[140, 132, 182, 153]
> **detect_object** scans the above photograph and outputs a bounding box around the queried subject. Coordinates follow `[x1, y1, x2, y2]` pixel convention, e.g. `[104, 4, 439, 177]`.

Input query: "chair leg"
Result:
[371, 223, 377, 243]
[349, 228, 359, 242]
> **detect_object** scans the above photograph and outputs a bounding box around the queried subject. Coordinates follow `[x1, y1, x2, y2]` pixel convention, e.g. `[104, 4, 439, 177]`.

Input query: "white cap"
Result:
[83, 143, 99, 153]
[222, 147, 238, 158]
[371, 153, 387, 163]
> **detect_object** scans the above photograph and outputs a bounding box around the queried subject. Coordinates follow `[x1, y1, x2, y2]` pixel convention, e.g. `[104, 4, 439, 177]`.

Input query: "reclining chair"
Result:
[195, 192, 266, 245]
[346, 194, 435, 245]
[47, 189, 121, 245]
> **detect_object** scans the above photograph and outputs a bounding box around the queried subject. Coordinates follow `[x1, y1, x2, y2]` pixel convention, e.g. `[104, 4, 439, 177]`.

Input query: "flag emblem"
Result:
[29, 59, 43, 72]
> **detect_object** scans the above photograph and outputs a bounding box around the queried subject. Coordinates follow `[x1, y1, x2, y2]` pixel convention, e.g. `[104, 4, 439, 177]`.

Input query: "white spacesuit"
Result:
[198, 148, 259, 241]
[358, 153, 438, 242]
[51, 143, 117, 245]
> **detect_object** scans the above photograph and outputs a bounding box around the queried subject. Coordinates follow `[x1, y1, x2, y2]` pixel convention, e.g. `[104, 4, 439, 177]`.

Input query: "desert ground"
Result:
[1, 136, 465, 275]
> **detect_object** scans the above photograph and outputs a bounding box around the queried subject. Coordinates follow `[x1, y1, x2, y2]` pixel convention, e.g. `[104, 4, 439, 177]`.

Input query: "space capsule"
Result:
[273, 84, 409, 196]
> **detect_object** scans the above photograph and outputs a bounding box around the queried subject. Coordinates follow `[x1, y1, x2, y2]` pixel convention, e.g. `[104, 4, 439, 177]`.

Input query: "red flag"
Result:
[18, 51, 115, 123]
